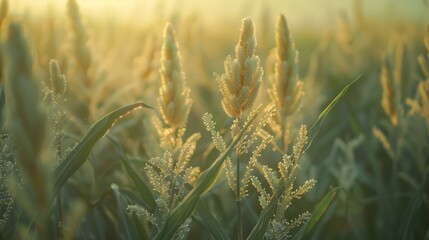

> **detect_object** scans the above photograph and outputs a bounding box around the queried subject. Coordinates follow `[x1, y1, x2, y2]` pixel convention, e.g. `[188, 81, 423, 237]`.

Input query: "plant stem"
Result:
[236, 117, 243, 240]
[281, 118, 286, 151]
[57, 194, 63, 238]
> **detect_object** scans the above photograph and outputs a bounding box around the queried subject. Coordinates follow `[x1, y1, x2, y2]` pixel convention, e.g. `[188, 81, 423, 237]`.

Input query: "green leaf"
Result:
[108, 186, 150, 238]
[52, 102, 154, 196]
[0, 226, 4, 240]
[118, 188, 152, 211]
[293, 188, 339, 239]
[306, 74, 362, 152]
[316, 75, 361, 123]
[246, 179, 285, 240]
[108, 135, 156, 211]
[154, 110, 259, 240]
[194, 199, 231, 240]
[0, 86, 5, 128]
[112, 184, 143, 240]
[401, 167, 429, 239]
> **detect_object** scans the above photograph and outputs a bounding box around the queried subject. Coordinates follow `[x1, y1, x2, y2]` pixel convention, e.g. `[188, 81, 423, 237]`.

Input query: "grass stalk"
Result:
[235, 117, 242, 240]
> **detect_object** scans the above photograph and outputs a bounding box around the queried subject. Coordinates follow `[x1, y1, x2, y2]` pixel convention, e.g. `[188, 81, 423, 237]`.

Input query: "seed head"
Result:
[217, 17, 263, 117]
[268, 14, 303, 117]
[158, 23, 192, 129]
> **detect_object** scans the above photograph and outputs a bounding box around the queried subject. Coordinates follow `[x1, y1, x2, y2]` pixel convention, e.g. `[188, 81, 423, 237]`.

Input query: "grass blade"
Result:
[111, 183, 142, 240]
[293, 187, 339, 239]
[306, 74, 362, 152]
[246, 179, 285, 240]
[401, 167, 429, 239]
[0, 86, 5, 128]
[153, 110, 258, 240]
[194, 199, 231, 240]
[108, 135, 156, 211]
[118, 188, 151, 211]
[52, 102, 154, 196]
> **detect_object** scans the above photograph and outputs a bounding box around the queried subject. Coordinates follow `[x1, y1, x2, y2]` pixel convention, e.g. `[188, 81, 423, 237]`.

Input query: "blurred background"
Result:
[1, 0, 428, 239]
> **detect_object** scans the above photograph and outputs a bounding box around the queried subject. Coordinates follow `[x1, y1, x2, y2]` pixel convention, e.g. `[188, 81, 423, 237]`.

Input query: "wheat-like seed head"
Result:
[3, 21, 50, 210]
[138, 33, 160, 83]
[424, 25, 429, 52]
[293, 125, 307, 161]
[67, 0, 91, 75]
[49, 59, 67, 95]
[417, 25, 429, 134]
[336, 13, 353, 52]
[0, 0, 8, 87]
[3, 22, 46, 162]
[372, 127, 394, 157]
[268, 14, 303, 117]
[380, 60, 399, 127]
[0, 0, 7, 27]
[417, 25, 429, 80]
[252, 124, 314, 239]
[132, 132, 199, 236]
[217, 17, 262, 117]
[157, 23, 192, 130]
[128, 205, 158, 228]
[418, 80, 429, 134]
[46, 59, 67, 160]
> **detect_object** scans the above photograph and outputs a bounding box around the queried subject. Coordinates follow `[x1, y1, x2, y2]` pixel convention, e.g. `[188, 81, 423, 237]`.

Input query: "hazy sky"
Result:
[9, 0, 428, 30]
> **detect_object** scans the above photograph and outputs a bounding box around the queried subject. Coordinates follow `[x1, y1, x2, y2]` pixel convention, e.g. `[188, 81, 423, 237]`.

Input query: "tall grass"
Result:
[0, 0, 428, 239]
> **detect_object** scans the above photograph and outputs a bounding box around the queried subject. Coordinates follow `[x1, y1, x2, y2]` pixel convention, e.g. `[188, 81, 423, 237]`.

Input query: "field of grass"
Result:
[0, 0, 428, 239]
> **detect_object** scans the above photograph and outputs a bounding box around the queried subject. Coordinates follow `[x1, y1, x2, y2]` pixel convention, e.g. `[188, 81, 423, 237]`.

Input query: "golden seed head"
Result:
[268, 14, 303, 117]
[373, 127, 393, 156]
[49, 59, 67, 95]
[157, 23, 192, 129]
[425, 25, 429, 51]
[0, 0, 8, 26]
[276, 14, 289, 60]
[218, 17, 262, 117]
[67, 0, 91, 74]
[418, 80, 429, 133]
[380, 61, 398, 127]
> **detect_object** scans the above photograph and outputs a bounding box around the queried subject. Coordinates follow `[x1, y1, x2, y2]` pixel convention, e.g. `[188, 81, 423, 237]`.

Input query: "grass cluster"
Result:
[0, 0, 428, 239]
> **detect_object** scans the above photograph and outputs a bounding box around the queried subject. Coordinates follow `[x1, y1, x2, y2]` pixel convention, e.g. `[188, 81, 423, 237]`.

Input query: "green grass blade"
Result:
[194, 199, 231, 240]
[315, 75, 361, 124]
[401, 167, 429, 239]
[111, 183, 143, 240]
[52, 102, 154, 196]
[306, 74, 362, 152]
[0, 86, 5, 128]
[108, 135, 156, 211]
[118, 188, 151, 211]
[0, 226, 4, 240]
[154, 111, 258, 240]
[293, 188, 339, 239]
[246, 179, 285, 240]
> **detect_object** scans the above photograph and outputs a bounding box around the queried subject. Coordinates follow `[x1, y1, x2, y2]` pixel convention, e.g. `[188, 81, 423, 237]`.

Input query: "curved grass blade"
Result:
[293, 187, 339, 239]
[52, 102, 154, 196]
[306, 74, 362, 152]
[194, 199, 231, 240]
[246, 179, 285, 240]
[154, 110, 258, 240]
[111, 184, 142, 240]
[108, 135, 156, 211]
